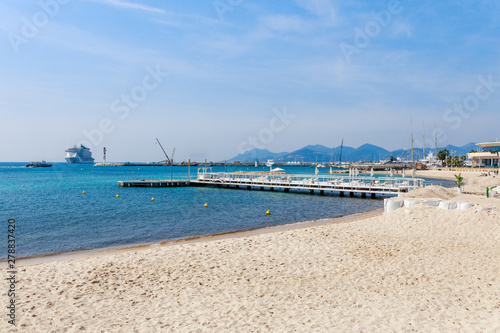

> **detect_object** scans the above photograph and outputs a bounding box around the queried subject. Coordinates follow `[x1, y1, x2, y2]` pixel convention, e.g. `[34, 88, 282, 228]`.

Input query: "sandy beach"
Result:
[417, 169, 500, 194]
[3, 172, 500, 332]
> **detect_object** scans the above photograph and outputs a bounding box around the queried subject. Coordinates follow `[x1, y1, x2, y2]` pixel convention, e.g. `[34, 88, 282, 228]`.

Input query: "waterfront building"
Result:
[468, 142, 500, 168]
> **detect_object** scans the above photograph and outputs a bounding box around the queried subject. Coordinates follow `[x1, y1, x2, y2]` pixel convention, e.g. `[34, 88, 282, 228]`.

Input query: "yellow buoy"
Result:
[132, 172, 134, 174]
[138, 168, 140, 171]
[82, 191, 86, 194]
[22, 185, 24, 187]
[116, 194, 119, 198]
[204, 203, 208, 208]
[266, 210, 270, 215]
[151, 197, 155, 201]
[81, 168, 83, 171]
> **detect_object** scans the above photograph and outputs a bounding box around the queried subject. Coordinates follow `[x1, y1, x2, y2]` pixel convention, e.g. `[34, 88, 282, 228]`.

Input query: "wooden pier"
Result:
[118, 180, 190, 187]
[118, 171, 425, 197]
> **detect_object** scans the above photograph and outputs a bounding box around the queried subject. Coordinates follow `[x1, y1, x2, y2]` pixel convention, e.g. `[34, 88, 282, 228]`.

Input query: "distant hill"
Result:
[343, 144, 390, 162]
[227, 142, 478, 163]
[227, 148, 288, 162]
[301, 145, 334, 154]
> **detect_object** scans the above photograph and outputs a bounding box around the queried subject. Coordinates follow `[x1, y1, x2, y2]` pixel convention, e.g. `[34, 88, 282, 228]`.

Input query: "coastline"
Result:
[10, 208, 384, 267]
[3, 170, 499, 332]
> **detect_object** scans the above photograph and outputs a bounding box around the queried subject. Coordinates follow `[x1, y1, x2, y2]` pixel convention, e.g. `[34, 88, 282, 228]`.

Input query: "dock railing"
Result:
[196, 172, 424, 194]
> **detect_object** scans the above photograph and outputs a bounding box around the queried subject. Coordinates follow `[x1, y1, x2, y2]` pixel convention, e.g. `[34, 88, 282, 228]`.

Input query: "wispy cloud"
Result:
[390, 20, 413, 38]
[198, 13, 319, 59]
[152, 11, 221, 29]
[259, 14, 313, 33]
[85, 0, 165, 14]
[294, 0, 337, 23]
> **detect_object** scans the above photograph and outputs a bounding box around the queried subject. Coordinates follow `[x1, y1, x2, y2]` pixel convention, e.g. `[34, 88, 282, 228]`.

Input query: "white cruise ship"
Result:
[65, 145, 95, 164]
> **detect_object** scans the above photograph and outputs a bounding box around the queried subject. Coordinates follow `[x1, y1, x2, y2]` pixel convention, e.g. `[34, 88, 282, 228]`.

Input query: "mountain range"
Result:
[226, 142, 478, 163]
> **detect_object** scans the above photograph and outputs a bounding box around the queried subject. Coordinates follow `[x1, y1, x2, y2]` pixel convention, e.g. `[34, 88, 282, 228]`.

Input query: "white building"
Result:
[468, 142, 500, 168]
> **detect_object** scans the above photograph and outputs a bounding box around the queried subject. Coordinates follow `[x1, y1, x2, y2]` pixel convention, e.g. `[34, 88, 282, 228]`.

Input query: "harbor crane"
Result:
[156, 138, 175, 180]
[156, 138, 175, 166]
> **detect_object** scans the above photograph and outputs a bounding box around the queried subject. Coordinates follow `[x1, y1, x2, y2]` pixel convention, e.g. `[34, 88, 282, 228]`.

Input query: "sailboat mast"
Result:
[411, 120, 414, 165]
[422, 122, 425, 160]
[434, 124, 438, 157]
[339, 138, 344, 166]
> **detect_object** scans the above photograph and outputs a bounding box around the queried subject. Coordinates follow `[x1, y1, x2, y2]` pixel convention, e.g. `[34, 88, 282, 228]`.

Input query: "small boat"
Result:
[309, 163, 327, 168]
[26, 161, 53, 168]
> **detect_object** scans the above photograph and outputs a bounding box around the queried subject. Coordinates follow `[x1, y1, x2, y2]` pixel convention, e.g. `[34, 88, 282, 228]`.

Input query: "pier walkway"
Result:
[119, 171, 425, 197]
[118, 179, 190, 187]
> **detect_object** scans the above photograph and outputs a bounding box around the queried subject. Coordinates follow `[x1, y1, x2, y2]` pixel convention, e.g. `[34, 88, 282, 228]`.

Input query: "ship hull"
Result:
[26, 163, 52, 167]
[65, 157, 94, 164]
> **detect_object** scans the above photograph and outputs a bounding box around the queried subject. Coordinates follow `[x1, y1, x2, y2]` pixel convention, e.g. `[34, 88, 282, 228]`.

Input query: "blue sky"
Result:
[1, 0, 500, 162]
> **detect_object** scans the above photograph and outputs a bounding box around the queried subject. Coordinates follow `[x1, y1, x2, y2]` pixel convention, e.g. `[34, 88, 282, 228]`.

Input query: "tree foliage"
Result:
[437, 149, 449, 166]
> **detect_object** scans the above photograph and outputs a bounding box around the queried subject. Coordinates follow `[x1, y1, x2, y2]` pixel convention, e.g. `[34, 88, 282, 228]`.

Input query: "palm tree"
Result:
[438, 149, 449, 166]
[446, 156, 453, 167]
[459, 155, 467, 167]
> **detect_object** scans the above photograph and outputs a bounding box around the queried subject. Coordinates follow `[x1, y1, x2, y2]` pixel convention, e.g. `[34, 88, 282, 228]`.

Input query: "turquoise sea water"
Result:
[1, 162, 451, 259]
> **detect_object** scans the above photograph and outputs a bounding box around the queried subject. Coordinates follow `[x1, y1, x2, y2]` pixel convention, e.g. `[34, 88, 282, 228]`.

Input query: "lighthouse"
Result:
[103, 147, 107, 165]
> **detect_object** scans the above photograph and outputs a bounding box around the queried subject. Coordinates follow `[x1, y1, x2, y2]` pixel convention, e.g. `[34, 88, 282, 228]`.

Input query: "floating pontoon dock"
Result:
[118, 180, 190, 187]
[119, 170, 424, 197]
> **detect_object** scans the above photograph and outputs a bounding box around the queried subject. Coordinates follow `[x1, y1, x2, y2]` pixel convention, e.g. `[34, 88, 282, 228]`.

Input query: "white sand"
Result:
[418, 169, 500, 194]
[2, 177, 500, 332]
